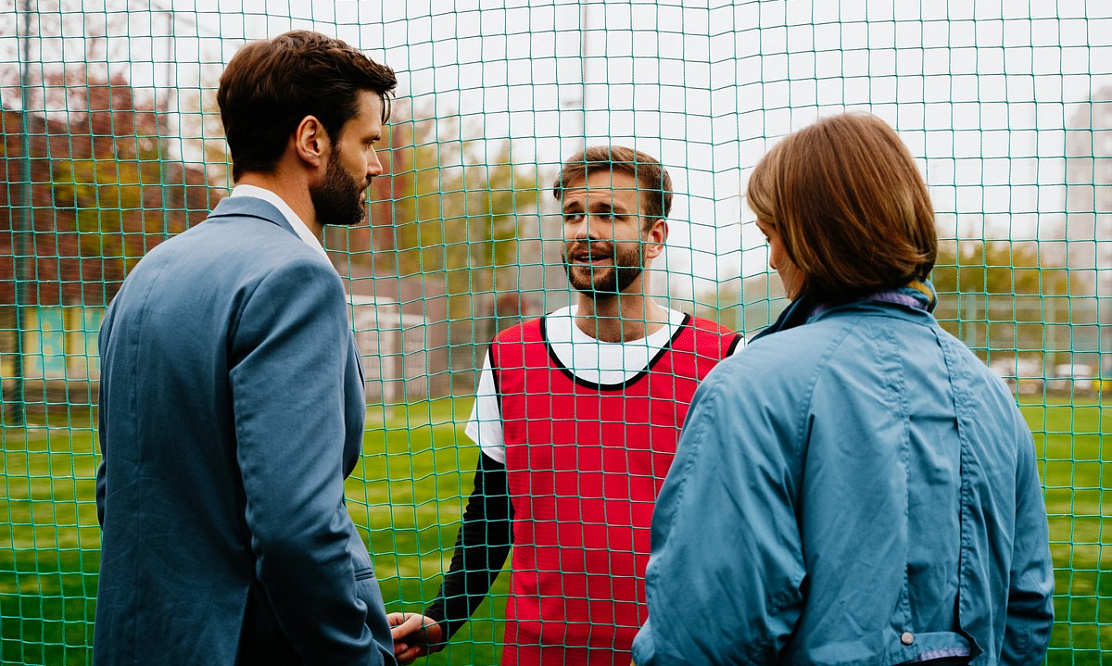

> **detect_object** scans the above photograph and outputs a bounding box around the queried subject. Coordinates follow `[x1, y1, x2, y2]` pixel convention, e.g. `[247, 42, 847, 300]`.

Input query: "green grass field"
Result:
[1, 396, 1108, 665]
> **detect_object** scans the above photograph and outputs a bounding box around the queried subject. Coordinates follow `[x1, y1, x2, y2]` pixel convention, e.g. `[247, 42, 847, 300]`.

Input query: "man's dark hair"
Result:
[217, 30, 397, 181]
[552, 146, 673, 230]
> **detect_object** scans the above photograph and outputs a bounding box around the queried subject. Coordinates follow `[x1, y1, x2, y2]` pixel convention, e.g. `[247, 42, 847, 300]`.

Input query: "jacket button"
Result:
[901, 632, 915, 646]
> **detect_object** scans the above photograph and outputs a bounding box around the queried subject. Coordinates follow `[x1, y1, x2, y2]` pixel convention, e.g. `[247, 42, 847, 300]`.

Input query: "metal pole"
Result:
[8, 0, 34, 425]
[578, 0, 589, 150]
[558, 2, 589, 157]
[159, 6, 174, 237]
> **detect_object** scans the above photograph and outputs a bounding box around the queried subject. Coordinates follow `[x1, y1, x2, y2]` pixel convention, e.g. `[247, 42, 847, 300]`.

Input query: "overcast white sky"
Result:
[2, 0, 1110, 300]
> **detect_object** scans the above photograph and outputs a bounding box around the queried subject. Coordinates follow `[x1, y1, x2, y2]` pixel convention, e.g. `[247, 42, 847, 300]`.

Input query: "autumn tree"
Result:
[48, 69, 177, 275]
[931, 239, 1077, 360]
[710, 238, 1077, 359]
[369, 104, 542, 373]
[19, 66, 215, 303]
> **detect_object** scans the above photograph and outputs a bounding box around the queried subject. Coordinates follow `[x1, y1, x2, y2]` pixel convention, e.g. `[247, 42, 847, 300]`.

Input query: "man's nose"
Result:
[572, 216, 596, 240]
[367, 149, 384, 179]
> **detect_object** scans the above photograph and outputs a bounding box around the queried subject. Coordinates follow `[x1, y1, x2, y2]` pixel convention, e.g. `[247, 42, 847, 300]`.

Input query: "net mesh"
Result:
[1, 1, 1109, 664]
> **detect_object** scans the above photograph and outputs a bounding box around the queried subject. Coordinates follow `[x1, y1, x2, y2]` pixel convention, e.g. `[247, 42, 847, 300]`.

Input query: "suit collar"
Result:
[207, 195, 299, 239]
[229, 184, 328, 255]
[209, 194, 329, 259]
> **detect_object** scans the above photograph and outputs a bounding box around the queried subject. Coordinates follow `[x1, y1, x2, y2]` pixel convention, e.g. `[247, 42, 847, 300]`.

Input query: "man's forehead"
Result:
[561, 187, 640, 211]
[565, 169, 638, 187]
[562, 178, 641, 199]
[563, 184, 641, 194]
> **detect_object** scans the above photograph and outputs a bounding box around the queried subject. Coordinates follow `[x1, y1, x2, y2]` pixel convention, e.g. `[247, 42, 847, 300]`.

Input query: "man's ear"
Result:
[292, 115, 329, 168]
[643, 219, 668, 260]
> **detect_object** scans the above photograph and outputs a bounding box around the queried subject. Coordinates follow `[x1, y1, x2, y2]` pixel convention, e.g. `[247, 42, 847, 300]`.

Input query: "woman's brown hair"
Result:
[747, 113, 937, 302]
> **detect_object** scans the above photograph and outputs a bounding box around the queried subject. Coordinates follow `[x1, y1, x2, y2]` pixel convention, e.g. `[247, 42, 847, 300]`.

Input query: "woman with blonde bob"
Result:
[631, 113, 1054, 666]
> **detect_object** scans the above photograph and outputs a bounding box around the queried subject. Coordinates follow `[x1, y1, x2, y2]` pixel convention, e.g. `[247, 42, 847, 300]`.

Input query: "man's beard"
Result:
[309, 149, 367, 227]
[563, 240, 645, 297]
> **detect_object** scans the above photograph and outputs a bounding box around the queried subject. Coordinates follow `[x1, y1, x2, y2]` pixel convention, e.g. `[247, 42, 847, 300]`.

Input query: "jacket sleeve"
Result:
[1001, 424, 1055, 665]
[95, 303, 116, 528]
[229, 258, 391, 665]
[95, 395, 108, 527]
[632, 365, 806, 666]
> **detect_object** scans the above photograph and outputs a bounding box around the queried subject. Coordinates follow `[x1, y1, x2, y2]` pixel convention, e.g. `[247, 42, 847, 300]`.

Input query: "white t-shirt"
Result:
[465, 306, 742, 464]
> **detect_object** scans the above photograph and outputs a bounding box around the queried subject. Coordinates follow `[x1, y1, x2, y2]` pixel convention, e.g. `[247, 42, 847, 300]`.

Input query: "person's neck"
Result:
[236, 172, 320, 236]
[573, 291, 669, 343]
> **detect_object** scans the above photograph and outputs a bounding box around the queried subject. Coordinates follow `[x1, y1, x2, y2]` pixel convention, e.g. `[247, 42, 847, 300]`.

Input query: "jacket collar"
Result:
[750, 292, 822, 343]
[751, 280, 938, 344]
[206, 195, 299, 240]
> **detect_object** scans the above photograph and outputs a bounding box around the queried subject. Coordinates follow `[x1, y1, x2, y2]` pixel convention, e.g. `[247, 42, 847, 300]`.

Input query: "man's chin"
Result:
[568, 274, 620, 296]
[568, 264, 606, 285]
[323, 207, 367, 228]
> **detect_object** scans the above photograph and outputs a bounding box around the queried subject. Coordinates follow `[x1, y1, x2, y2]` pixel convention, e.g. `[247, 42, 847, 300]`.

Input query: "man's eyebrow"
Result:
[593, 199, 636, 215]
[562, 196, 633, 215]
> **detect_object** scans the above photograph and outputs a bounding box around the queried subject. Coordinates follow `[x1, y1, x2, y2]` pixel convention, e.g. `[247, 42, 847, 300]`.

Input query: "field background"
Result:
[1, 396, 1108, 665]
[3, 1, 1112, 663]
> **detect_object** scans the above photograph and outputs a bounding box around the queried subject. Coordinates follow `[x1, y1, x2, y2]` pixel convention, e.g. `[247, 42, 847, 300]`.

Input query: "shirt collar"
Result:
[229, 184, 329, 260]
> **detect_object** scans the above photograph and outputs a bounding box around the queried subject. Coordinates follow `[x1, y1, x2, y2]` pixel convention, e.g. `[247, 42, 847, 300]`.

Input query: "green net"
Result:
[1, 1, 1109, 664]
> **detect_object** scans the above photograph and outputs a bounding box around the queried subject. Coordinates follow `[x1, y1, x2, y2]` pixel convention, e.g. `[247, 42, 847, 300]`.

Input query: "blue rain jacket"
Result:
[632, 296, 1053, 666]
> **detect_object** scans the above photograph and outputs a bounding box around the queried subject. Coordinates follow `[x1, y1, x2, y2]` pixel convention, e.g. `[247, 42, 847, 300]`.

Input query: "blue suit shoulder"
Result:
[124, 198, 340, 299]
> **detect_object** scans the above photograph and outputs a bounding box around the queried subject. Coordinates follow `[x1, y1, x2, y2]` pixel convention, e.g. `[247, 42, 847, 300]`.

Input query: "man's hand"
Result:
[387, 613, 445, 665]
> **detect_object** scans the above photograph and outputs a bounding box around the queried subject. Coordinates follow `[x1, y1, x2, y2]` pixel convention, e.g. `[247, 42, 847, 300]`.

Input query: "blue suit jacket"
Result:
[95, 196, 396, 665]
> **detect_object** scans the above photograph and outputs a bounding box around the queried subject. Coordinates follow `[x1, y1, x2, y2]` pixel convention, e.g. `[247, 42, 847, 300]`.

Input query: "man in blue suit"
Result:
[94, 31, 398, 665]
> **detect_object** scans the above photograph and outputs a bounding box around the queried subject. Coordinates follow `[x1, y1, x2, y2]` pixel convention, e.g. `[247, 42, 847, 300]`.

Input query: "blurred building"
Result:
[1, 102, 217, 413]
[1063, 87, 1112, 375]
[0, 100, 454, 405]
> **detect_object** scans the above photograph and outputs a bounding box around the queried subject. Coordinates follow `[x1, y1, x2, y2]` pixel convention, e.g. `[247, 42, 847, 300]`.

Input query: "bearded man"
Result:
[95, 31, 398, 665]
[387, 146, 742, 666]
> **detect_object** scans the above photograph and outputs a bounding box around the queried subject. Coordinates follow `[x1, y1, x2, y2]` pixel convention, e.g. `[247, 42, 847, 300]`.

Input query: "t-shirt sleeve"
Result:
[465, 350, 505, 464]
[423, 452, 513, 641]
